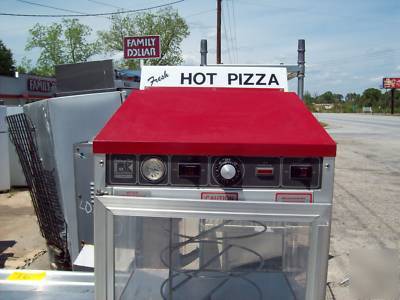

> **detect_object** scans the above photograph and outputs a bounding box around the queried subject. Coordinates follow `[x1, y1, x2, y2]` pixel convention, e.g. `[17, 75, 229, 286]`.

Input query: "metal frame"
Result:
[0, 269, 94, 299]
[94, 154, 334, 299]
[199, 39, 306, 99]
[94, 195, 331, 300]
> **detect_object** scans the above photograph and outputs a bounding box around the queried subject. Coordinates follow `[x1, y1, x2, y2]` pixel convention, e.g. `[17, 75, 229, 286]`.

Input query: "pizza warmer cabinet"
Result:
[93, 87, 336, 300]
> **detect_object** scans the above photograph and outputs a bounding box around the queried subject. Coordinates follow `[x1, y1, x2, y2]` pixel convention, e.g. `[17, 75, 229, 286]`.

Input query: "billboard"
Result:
[123, 35, 161, 59]
[383, 78, 400, 89]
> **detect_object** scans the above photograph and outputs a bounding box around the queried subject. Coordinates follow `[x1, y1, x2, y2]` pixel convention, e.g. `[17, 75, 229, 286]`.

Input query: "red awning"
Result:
[94, 88, 336, 157]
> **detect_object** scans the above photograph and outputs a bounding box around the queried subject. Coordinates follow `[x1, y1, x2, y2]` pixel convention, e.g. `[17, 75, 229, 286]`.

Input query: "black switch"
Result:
[179, 164, 201, 178]
[290, 165, 313, 179]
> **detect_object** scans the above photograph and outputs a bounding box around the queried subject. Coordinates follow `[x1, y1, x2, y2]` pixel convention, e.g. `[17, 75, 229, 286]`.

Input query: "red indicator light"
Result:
[255, 167, 274, 176]
[290, 165, 312, 179]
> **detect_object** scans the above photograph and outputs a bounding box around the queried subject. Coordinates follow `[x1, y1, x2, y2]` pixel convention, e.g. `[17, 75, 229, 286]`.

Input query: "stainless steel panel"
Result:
[24, 91, 124, 262]
[0, 269, 94, 300]
[0, 105, 7, 132]
[74, 142, 94, 245]
[0, 132, 10, 191]
[0, 105, 10, 191]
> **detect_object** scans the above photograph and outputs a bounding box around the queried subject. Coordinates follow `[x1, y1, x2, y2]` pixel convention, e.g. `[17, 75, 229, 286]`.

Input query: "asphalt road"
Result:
[315, 113, 400, 299]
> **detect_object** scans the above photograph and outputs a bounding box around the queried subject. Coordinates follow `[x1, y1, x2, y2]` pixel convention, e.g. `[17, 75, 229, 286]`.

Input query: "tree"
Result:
[26, 19, 99, 76]
[98, 7, 190, 69]
[345, 92, 360, 102]
[316, 91, 335, 103]
[0, 40, 16, 76]
[361, 88, 381, 107]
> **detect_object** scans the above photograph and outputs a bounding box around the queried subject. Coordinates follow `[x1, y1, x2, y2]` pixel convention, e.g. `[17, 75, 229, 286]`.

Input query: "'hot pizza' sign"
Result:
[123, 35, 161, 59]
[140, 66, 288, 91]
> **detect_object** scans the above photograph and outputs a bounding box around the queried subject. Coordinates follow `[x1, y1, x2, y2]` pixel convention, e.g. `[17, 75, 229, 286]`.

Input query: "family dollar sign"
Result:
[124, 35, 161, 59]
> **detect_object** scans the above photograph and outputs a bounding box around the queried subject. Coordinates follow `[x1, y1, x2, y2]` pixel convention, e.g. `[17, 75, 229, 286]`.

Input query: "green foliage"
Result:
[0, 40, 16, 76]
[306, 88, 400, 113]
[25, 19, 99, 76]
[98, 7, 190, 69]
[313, 91, 344, 104]
[361, 88, 381, 107]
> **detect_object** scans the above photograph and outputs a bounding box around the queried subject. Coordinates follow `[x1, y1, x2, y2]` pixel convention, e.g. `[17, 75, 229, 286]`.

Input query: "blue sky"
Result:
[1, 0, 399, 95]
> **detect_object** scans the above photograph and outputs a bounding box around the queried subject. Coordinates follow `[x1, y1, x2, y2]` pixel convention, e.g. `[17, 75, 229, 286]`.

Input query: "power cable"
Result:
[221, 9, 232, 63]
[231, 0, 239, 63]
[15, 0, 87, 15]
[87, 0, 124, 10]
[1, 0, 185, 17]
[225, 0, 236, 63]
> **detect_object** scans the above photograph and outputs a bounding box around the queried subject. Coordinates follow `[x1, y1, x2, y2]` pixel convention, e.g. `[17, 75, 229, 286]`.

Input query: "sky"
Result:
[0, 0, 399, 95]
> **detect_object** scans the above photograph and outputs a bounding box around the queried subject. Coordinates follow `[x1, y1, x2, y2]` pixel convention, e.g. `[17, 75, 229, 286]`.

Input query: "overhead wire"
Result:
[231, 0, 239, 63]
[225, 0, 236, 63]
[86, 0, 124, 10]
[225, 1, 235, 63]
[221, 8, 233, 63]
[1, 0, 185, 17]
[15, 0, 88, 15]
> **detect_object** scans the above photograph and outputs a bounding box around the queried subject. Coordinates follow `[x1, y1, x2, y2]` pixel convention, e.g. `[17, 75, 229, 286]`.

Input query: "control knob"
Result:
[213, 158, 243, 186]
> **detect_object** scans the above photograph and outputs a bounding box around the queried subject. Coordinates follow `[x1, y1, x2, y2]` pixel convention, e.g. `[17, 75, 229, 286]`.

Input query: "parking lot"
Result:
[316, 113, 400, 298]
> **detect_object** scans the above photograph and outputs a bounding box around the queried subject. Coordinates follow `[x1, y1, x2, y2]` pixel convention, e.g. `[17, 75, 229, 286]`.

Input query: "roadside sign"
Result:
[139, 66, 288, 91]
[383, 78, 400, 89]
[123, 35, 161, 59]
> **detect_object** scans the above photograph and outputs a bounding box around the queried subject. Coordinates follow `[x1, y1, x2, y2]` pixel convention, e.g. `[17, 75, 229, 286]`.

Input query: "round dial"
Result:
[213, 157, 243, 186]
[141, 157, 166, 182]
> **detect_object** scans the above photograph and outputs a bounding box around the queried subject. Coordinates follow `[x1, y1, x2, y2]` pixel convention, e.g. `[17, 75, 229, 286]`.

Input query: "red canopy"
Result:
[93, 88, 336, 157]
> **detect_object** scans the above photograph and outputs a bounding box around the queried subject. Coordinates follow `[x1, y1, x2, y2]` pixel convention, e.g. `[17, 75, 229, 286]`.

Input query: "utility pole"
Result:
[216, 0, 222, 64]
[297, 39, 305, 100]
[390, 88, 395, 115]
[200, 39, 208, 66]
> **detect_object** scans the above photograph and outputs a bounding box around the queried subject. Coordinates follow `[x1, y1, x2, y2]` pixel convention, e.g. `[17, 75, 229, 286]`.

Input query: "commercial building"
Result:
[0, 73, 56, 106]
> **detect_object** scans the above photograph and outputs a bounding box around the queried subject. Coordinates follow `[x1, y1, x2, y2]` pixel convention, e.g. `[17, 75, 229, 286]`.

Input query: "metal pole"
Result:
[200, 39, 208, 66]
[216, 0, 222, 64]
[391, 88, 395, 115]
[140, 59, 144, 70]
[297, 39, 305, 100]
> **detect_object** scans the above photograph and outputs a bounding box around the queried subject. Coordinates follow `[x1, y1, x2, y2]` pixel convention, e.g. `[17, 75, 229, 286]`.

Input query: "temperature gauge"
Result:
[141, 157, 166, 182]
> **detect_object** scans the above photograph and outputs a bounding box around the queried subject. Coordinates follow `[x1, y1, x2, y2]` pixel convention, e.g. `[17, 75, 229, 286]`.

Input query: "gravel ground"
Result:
[316, 113, 400, 299]
[0, 189, 49, 270]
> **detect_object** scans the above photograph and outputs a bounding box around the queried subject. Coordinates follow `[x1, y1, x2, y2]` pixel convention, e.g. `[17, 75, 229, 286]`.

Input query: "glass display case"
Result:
[95, 196, 331, 300]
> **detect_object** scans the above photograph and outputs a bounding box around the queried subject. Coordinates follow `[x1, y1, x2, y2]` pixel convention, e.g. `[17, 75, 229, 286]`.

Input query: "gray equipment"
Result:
[7, 91, 124, 266]
[0, 104, 10, 191]
[74, 142, 94, 245]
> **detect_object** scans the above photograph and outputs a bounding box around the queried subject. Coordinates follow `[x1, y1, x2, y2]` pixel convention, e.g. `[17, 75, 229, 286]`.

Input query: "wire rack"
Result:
[7, 113, 70, 267]
[159, 219, 269, 300]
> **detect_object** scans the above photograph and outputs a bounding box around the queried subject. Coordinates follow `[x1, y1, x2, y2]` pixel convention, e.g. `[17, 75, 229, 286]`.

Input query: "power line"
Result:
[15, 0, 87, 15]
[185, 8, 216, 18]
[221, 9, 232, 63]
[225, 0, 236, 63]
[87, 0, 124, 10]
[1, 0, 185, 17]
[231, 0, 239, 63]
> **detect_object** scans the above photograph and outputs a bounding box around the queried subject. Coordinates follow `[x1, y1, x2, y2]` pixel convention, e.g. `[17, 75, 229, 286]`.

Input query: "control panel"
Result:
[106, 155, 322, 189]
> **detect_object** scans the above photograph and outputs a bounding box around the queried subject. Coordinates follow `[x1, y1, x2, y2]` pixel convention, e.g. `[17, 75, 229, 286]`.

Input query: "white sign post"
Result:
[140, 66, 288, 91]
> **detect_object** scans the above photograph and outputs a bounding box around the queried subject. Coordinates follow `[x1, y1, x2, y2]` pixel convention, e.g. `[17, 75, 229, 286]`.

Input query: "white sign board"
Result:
[140, 66, 288, 91]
